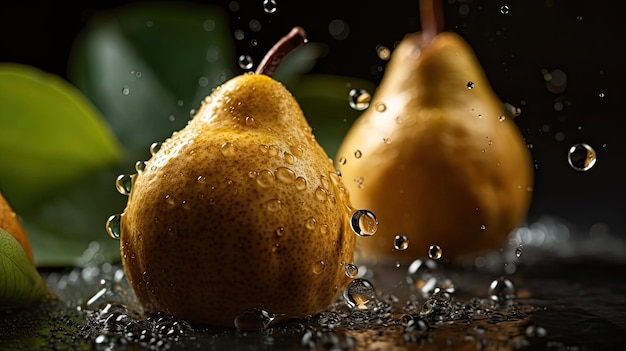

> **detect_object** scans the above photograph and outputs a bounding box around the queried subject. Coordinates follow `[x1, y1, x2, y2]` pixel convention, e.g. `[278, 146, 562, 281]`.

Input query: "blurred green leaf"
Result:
[0, 229, 50, 309]
[0, 63, 123, 212]
[68, 2, 236, 159]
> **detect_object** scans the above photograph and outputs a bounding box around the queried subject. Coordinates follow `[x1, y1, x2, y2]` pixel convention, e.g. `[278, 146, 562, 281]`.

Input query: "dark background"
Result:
[1, 0, 623, 237]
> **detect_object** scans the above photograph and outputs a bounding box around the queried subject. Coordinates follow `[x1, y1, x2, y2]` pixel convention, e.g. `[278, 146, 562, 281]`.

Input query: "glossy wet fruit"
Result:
[117, 27, 356, 327]
[0, 192, 34, 264]
[336, 0, 533, 263]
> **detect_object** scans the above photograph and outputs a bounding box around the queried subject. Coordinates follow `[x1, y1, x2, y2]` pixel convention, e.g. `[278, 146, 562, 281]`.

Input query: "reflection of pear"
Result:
[336, 1, 533, 263]
[118, 27, 355, 327]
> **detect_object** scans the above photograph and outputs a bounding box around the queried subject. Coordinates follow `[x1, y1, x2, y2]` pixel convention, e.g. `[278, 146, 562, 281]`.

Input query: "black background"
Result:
[1, 0, 623, 237]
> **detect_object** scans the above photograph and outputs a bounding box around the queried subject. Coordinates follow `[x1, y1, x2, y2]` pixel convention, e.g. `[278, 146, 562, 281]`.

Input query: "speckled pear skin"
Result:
[120, 73, 356, 327]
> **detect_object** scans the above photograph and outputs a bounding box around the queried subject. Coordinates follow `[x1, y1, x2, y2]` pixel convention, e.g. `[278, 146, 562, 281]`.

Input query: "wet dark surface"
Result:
[2, 221, 626, 350]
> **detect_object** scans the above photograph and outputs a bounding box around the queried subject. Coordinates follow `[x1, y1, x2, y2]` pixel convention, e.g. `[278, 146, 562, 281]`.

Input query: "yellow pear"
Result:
[116, 27, 356, 327]
[336, 0, 533, 263]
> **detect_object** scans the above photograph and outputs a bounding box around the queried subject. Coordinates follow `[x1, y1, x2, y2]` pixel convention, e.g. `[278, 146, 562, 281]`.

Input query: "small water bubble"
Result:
[350, 209, 378, 237]
[295, 176, 307, 191]
[467, 81, 475, 89]
[382, 137, 392, 144]
[428, 245, 443, 260]
[488, 276, 516, 303]
[394, 235, 409, 250]
[376, 45, 391, 60]
[135, 160, 146, 173]
[515, 245, 523, 258]
[115, 174, 133, 195]
[338, 157, 347, 165]
[265, 199, 282, 212]
[354, 150, 362, 159]
[150, 142, 162, 155]
[256, 169, 275, 188]
[480, 224, 486, 230]
[106, 214, 122, 239]
[238, 55, 254, 70]
[500, 5, 510, 15]
[122, 85, 130, 95]
[567, 143, 597, 171]
[344, 263, 359, 278]
[262, 0, 278, 14]
[310, 260, 327, 275]
[375, 102, 387, 112]
[234, 308, 275, 331]
[343, 278, 377, 310]
[498, 115, 506, 122]
[275, 167, 296, 184]
[220, 142, 237, 157]
[349, 89, 371, 111]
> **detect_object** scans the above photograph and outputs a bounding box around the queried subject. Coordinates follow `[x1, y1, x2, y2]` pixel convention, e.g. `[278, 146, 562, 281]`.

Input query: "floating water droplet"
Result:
[500, 5, 510, 15]
[407, 259, 455, 297]
[498, 115, 506, 122]
[106, 214, 122, 239]
[256, 169, 275, 188]
[122, 85, 130, 95]
[238, 55, 253, 70]
[135, 160, 146, 173]
[234, 308, 275, 331]
[467, 81, 475, 89]
[338, 156, 347, 165]
[115, 174, 133, 195]
[312, 260, 326, 274]
[394, 235, 409, 250]
[349, 89, 371, 111]
[354, 150, 362, 159]
[149, 142, 162, 155]
[262, 0, 278, 14]
[344, 263, 359, 278]
[515, 245, 523, 258]
[480, 224, 486, 230]
[350, 209, 378, 237]
[488, 276, 516, 303]
[428, 245, 443, 260]
[376, 45, 391, 60]
[375, 102, 387, 112]
[343, 278, 377, 310]
[567, 143, 597, 171]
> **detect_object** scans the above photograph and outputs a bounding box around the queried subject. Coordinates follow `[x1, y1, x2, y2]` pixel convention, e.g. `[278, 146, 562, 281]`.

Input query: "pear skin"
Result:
[0, 192, 34, 264]
[119, 28, 355, 327]
[336, 29, 533, 263]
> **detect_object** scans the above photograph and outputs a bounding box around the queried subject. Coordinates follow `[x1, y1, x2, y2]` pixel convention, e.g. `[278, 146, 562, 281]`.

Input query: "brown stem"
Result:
[419, 0, 444, 45]
[255, 26, 307, 77]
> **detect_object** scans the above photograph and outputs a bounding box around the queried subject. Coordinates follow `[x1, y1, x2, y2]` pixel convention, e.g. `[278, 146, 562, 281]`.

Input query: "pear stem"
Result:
[255, 26, 307, 77]
[420, 0, 445, 45]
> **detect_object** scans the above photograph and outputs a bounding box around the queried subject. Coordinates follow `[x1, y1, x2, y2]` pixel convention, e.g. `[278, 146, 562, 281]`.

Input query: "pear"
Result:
[336, 0, 533, 263]
[0, 192, 34, 264]
[117, 27, 356, 327]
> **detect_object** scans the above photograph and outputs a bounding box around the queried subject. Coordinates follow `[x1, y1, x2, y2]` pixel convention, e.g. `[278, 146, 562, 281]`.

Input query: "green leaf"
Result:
[288, 74, 377, 158]
[68, 2, 236, 157]
[0, 64, 123, 212]
[0, 229, 50, 310]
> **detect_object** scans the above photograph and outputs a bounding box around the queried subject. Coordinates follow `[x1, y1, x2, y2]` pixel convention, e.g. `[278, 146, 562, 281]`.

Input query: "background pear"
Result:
[336, 0, 533, 263]
[118, 27, 356, 327]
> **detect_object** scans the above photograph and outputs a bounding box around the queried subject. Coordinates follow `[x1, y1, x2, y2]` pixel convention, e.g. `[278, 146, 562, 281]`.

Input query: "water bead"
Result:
[149, 142, 162, 155]
[238, 55, 254, 70]
[262, 0, 278, 14]
[348, 89, 371, 111]
[115, 174, 133, 196]
[467, 81, 475, 89]
[350, 209, 378, 237]
[343, 278, 377, 310]
[106, 214, 122, 239]
[428, 245, 443, 260]
[393, 235, 409, 250]
[234, 308, 275, 331]
[567, 143, 597, 171]
[344, 263, 359, 278]
[515, 245, 523, 258]
[135, 160, 146, 173]
[488, 276, 516, 303]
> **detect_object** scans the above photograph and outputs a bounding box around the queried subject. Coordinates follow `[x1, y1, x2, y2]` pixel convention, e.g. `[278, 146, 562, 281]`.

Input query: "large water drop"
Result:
[350, 209, 378, 237]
